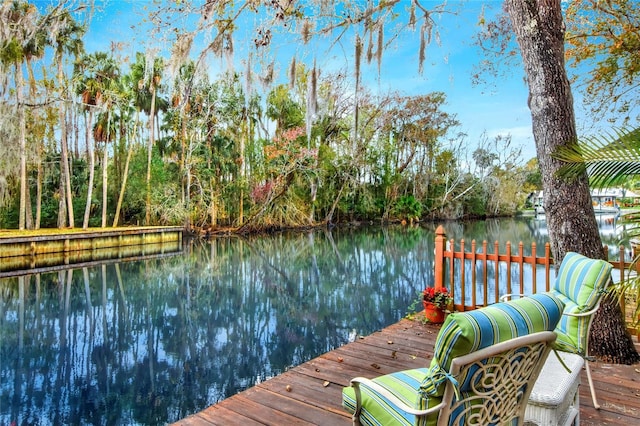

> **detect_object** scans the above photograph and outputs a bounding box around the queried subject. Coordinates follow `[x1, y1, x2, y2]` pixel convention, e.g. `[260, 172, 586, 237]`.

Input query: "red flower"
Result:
[422, 286, 453, 309]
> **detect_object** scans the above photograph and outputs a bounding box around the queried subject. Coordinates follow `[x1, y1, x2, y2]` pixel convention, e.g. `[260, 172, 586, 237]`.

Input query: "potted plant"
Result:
[422, 286, 453, 323]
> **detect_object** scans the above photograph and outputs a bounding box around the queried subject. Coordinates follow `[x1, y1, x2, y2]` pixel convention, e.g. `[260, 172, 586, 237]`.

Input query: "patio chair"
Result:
[547, 251, 612, 410]
[342, 293, 564, 426]
[503, 251, 613, 410]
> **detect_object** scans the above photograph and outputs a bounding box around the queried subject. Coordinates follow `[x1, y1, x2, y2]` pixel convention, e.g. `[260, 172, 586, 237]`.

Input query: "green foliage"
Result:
[266, 85, 304, 132]
[462, 187, 487, 217]
[393, 195, 423, 221]
[555, 126, 640, 315]
[0, 3, 538, 230]
[565, 0, 640, 122]
[554, 128, 640, 188]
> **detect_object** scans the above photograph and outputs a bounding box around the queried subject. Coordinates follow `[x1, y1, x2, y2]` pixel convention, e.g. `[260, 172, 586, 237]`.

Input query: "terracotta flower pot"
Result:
[422, 301, 446, 324]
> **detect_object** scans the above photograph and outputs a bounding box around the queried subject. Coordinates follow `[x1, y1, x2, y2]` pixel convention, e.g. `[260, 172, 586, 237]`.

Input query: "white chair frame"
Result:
[562, 299, 601, 409]
[501, 293, 602, 409]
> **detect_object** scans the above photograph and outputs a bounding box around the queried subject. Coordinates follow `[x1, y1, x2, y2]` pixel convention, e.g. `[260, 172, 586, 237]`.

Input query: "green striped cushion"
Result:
[342, 368, 439, 426]
[550, 252, 612, 354]
[420, 292, 564, 398]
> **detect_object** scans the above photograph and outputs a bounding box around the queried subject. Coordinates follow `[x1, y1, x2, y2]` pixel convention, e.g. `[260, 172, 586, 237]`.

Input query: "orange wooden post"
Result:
[505, 241, 512, 296]
[531, 242, 537, 293]
[434, 225, 446, 291]
[494, 240, 500, 303]
[471, 240, 477, 309]
[544, 243, 552, 291]
[518, 241, 525, 294]
[460, 239, 466, 309]
[482, 240, 488, 305]
[449, 238, 455, 290]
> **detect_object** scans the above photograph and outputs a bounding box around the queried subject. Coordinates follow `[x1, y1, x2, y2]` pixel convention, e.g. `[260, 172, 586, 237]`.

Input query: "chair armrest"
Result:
[562, 304, 599, 318]
[500, 293, 526, 302]
[350, 377, 445, 416]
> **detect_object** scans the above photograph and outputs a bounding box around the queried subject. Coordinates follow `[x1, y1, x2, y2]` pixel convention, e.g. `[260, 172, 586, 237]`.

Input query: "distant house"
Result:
[529, 191, 544, 215]
[530, 188, 636, 214]
[590, 189, 621, 213]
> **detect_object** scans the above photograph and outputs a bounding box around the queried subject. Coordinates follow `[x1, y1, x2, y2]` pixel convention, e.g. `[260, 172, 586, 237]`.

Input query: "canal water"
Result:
[0, 216, 627, 425]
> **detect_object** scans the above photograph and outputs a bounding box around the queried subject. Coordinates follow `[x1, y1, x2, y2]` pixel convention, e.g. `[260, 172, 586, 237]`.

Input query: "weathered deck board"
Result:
[174, 318, 640, 426]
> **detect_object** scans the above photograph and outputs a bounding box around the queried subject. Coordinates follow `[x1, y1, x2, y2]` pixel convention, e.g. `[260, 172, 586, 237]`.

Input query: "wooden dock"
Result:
[0, 226, 183, 277]
[175, 316, 640, 426]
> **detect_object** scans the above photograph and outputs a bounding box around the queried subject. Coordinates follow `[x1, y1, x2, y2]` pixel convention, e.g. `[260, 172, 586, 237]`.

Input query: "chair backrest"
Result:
[341, 295, 564, 426]
[421, 292, 564, 398]
[436, 331, 557, 426]
[550, 251, 613, 354]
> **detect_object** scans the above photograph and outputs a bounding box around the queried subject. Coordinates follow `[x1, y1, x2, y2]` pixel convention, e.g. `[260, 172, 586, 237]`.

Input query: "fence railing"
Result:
[432, 225, 639, 336]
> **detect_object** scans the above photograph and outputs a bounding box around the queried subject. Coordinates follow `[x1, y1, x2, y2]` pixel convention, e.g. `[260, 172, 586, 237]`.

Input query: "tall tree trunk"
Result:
[57, 174, 66, 228]
[506, 0, 638, 363]
[56, 54, 78, 228]
[113, 122, 136, 227]
[16, 63, 27, 230]
[112, 141, 133, 227]
[145, 85, 157, 225]
[183, 121, 190, 231]
[35, 146, 42, 229]
[101, 138, 108, 227]
[61, 103, 74, 228]
[101, 112, 111, 228]
[238, 119, 246, 226]
[507, 0, 601, 260]
[25, 183, 33, 230]
[83, 110, 95, 229]
[27, 59, 42, 230]
[209, 178, 217, 227]
[73, 105, 80, 159]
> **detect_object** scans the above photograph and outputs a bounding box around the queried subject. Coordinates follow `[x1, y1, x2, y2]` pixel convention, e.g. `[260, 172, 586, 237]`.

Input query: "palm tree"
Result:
[49, 10, 85, 229]
[112, 73, 136, 227]
[0, 1, 37, 230]
[74, 51, 119, 229]
[94, 107, 117, 227]
[22, 17, 47, 229]
[130, 52, 164, 225]
[554, 127, 640, 363]
[555, 128, 640, 188]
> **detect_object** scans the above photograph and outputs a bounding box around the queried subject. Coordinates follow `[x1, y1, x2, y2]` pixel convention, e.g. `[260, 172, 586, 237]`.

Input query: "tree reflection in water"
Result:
[0, 217, 626, 425]
[0, 225, 434, 425]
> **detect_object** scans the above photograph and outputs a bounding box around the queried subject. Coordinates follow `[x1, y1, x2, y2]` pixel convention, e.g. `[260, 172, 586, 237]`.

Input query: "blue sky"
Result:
[81, 1, 539, 161]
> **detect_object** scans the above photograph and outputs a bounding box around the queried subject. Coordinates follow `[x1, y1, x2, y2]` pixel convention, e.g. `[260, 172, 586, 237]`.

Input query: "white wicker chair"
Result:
[347, 331, 557, 426]
[503, 251, 613, 410]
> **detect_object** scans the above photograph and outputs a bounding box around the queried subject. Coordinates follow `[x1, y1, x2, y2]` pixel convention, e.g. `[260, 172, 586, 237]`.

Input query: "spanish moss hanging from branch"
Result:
[306, 60, 317, 146]
[224, 32, 234, 73]
[288, 56, 296, 90]
[245, 53, 253, 100]
[376, 23, 384, 75]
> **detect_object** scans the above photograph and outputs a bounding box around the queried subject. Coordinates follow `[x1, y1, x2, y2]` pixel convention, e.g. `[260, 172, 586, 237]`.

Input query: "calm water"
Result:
[0, 216, 628, 425]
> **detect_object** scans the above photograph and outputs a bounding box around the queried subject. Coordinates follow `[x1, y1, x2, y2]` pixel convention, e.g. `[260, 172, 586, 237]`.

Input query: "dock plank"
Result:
[174, 317, 640, 426]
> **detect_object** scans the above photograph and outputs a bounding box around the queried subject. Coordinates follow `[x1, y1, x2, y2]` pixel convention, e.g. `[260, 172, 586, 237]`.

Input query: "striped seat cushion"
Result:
[342, 368, 438, 426]
[550, 252, 612, 354]
[420, 292, 564, 398]
[342, 293, 563, 426]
